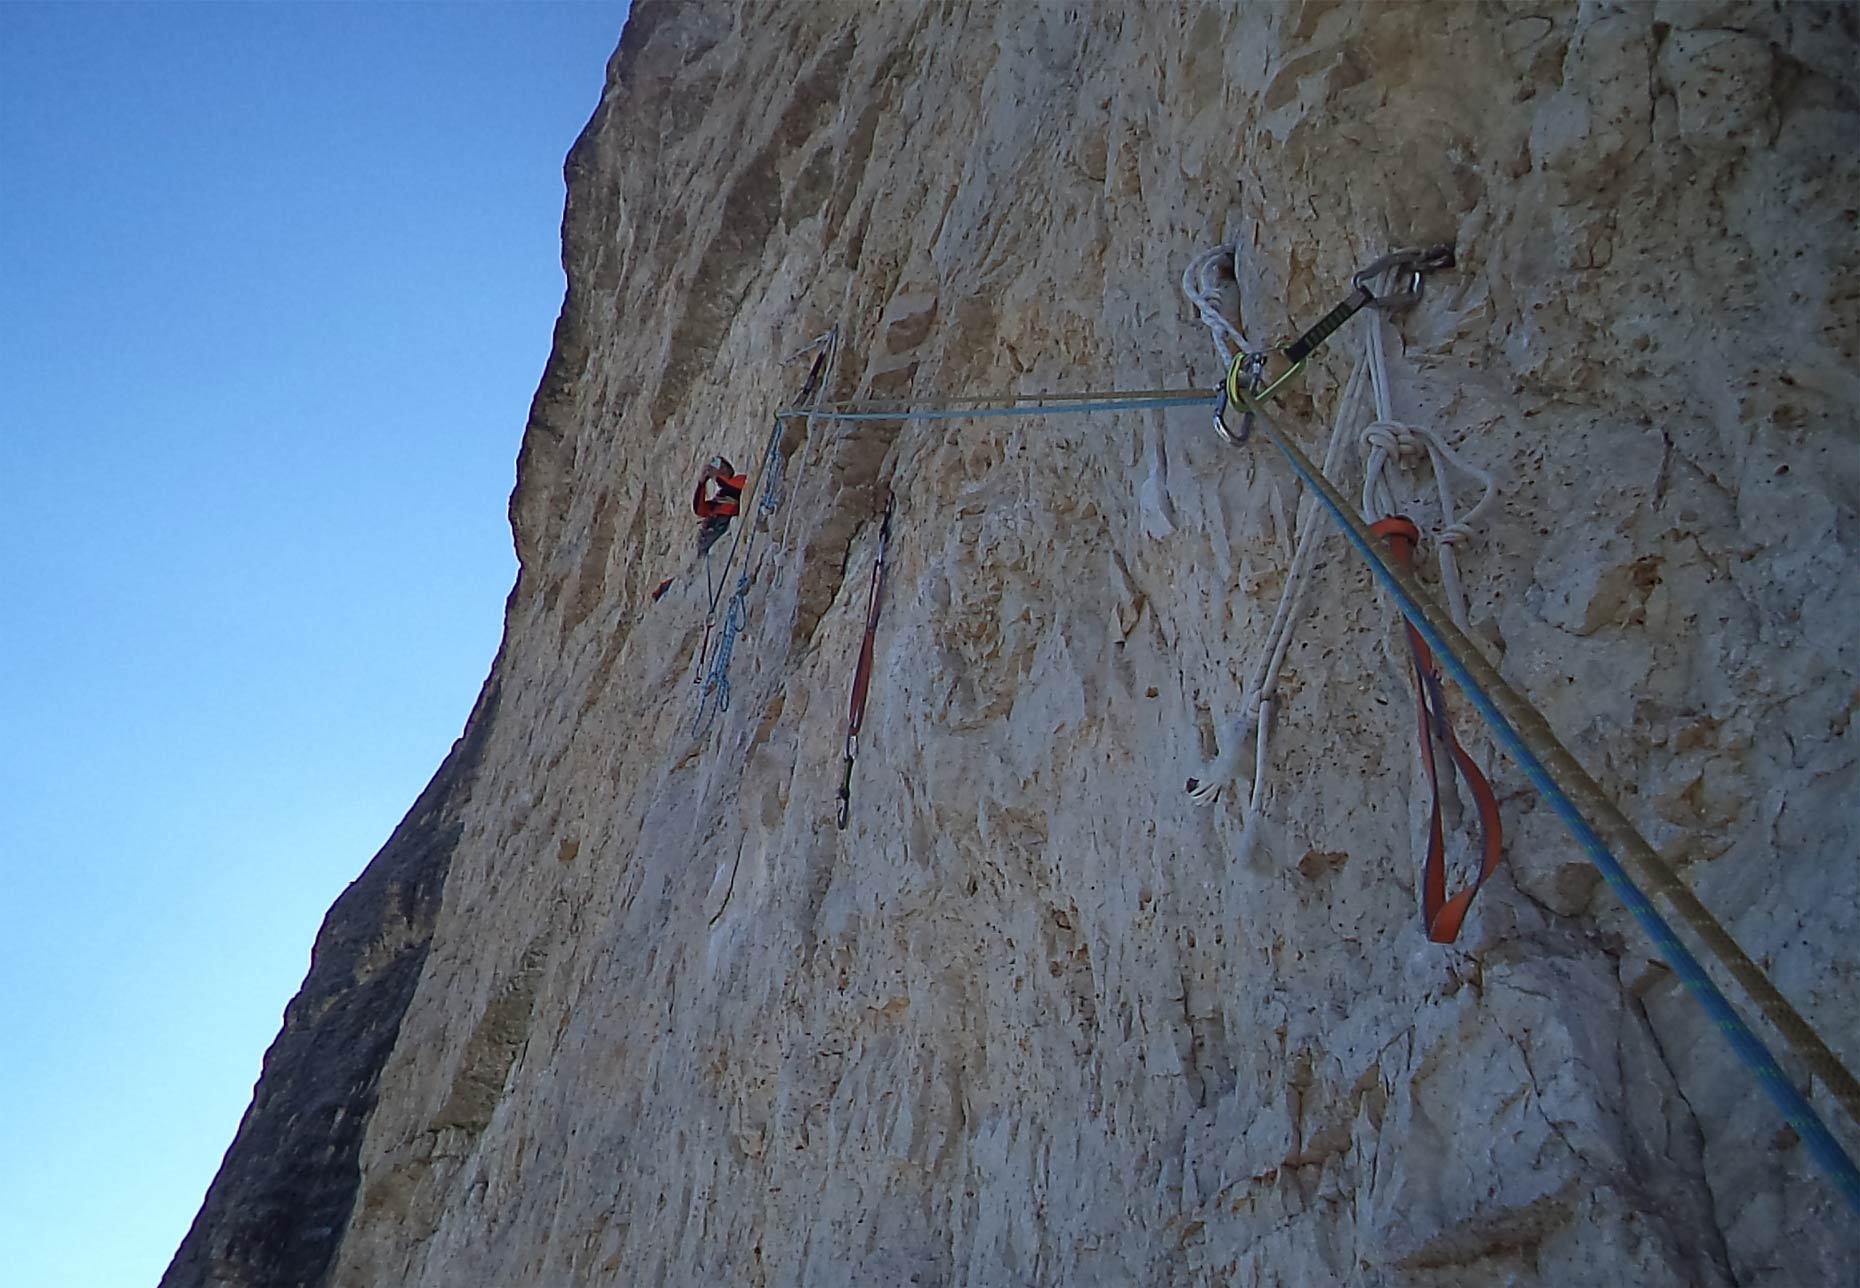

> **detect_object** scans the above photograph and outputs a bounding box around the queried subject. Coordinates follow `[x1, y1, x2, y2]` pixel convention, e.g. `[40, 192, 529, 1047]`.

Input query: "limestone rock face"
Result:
[170, 2, 1860, 1285]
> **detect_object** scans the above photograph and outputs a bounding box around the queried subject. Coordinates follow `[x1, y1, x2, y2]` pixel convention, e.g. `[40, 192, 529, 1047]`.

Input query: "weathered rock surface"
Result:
[170, 2, 1860, 1285]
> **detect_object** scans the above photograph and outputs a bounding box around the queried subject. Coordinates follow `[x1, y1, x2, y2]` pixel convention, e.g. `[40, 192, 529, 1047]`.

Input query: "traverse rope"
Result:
[1196, 244, 1859, 1209]
[777, 388, 1214, 423]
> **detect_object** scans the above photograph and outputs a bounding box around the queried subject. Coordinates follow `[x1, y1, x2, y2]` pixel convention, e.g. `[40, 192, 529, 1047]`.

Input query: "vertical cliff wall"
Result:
[169, 2, 1860, 1284]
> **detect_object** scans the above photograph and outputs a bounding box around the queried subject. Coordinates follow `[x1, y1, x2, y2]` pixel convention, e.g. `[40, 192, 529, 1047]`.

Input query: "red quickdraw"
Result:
[836, 491, 894, 830]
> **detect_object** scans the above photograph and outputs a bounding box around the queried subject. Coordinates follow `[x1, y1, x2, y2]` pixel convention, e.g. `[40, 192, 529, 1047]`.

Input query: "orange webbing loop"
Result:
[1371, 516, 1505, 943]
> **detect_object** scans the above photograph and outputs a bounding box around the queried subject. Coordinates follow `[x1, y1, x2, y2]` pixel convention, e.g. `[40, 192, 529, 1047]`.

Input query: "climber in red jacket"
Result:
[693, 455, 747, 555]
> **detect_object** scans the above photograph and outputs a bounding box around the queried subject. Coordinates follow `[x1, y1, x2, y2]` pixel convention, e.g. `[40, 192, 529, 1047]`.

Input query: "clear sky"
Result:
[0, 3, 627, 1282]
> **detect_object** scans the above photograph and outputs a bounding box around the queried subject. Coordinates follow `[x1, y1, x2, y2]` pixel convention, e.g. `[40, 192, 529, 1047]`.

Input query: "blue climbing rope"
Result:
[696, 576, 748, 735]
[759, 438, 786, 517]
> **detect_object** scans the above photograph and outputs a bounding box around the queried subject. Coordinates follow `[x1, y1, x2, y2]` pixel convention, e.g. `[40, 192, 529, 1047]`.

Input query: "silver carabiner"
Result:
[1212, 383, 1238, 445]
[1353, 244, 1455, 312]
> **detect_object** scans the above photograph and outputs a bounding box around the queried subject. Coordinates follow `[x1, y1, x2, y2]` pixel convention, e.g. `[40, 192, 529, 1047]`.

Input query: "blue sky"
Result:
[0, 3, 627, 1282]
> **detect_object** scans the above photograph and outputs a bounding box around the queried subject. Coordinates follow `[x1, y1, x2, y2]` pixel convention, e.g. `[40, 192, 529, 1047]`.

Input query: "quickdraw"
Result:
[1214, 244, 1455, 446]
[1372, 515, 1504, 942]
[836, 491, 894, 830]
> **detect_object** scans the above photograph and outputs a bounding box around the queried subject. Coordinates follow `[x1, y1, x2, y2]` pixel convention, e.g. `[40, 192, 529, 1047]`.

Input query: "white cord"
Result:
[1358, 309, 1497, 631]
[1188, 358, 1368, 816]
[1180, 243, 1500, 873]
[1182, 242, 1373, 831]
[1184, 241, 1355, 832]
[1180, 244, 1257, 369]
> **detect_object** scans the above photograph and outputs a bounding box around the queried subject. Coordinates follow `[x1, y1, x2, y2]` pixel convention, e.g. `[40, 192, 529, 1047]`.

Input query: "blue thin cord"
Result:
[1266, 428, 1860, 1214]
[778, 393, 1218, 422]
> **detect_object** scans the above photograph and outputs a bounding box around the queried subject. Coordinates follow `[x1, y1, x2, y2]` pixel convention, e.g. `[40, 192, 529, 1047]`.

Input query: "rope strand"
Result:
[1359, 310, 1498, 630]
[778, 389, 1213, 423]
[1189, 357, 1368, 836]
